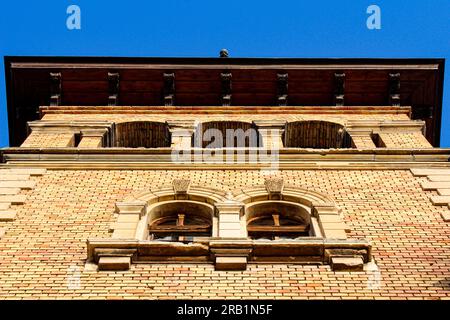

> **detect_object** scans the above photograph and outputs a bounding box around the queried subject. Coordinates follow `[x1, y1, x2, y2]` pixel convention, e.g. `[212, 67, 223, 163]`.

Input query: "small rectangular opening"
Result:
[74, 133, 82, 147]
[371, 133, 386, 148]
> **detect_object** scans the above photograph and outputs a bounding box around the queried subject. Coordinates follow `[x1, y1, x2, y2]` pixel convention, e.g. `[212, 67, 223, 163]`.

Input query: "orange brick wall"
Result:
[21, 132, 75, 148]
[352, 135, 377, 149]
[378, 132, 432, 148]
[0, 169, 449, 299]
[78, 137, 102, 148]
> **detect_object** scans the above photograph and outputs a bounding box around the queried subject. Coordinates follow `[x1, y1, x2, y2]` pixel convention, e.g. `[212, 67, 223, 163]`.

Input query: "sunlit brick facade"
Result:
[0, 57, 448, 299]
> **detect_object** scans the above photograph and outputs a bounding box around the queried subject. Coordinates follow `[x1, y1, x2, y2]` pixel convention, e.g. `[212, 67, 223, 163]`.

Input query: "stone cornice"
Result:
[39, 105, 413, 116]
[3, 147, 450, 169]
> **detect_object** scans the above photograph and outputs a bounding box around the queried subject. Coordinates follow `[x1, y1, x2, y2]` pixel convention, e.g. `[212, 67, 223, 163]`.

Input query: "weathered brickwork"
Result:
[21, 132, 74, 148]
[77, 137, 102, 148]
[0, 169, 449, 299]
[351, 135, 377, 149]
[378, 132, 432, 149]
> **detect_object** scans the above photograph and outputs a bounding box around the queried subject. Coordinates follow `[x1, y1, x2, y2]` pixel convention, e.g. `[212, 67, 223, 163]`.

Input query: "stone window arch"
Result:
[284, 120, 354, 148]
[147, 200, 214, 242]
[114, 121, 171, 148]
[87, 180, 371, 272]
[245, 201, 312, 240]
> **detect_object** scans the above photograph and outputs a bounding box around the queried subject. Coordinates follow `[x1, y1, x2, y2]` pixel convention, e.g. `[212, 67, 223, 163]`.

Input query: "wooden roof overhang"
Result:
[4, 56, 445, 146]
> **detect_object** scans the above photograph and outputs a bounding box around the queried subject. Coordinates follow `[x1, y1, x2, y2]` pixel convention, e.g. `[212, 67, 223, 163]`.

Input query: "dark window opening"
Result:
[284, 121, 354, 149]
[114, 121, 171, 148]
[247, 213, 310, 240]
[149, 213, 212, 243]
[371, 133, 386, 148]
[74, 133, 82, 147]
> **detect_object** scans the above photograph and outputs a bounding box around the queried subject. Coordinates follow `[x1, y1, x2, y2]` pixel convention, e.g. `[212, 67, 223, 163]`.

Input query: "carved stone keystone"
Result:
[264, 177, 284, 199]
[173, 179, 191, 199]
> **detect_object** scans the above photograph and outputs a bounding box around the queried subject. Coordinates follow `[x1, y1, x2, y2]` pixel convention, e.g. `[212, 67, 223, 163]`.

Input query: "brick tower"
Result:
[0, 56, 448, 299]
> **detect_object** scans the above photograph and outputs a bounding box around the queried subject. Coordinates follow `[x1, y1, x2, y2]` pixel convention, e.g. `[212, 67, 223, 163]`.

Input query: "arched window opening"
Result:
[114, 121, 171, 148]
[194, 121, 260, 148]
[148, 201, 213, 243]
[284, 121, 354, 149]
[246, 201, 311, 240]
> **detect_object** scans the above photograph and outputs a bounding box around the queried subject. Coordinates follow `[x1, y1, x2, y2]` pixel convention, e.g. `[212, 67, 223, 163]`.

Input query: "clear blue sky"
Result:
[0, 0, 449, 147]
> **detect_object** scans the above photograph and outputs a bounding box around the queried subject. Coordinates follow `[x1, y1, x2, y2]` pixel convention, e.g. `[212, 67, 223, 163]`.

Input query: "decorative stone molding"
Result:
[346, 119, 426, 133]
[24, 120, 114, 148]
[88, 184, 370, 271]
[215, 200, 245, 238]
[79, 128, 109, 148]
[172, 179, 191, 199]
[276, 73, 288, 106]
[210, 239, 252, 270]
[264, 177, 284, 199]
[110, 201, 147, 239]
[108, 72, 120, 106]
[253, 120, 286, 149]
[163, 72, 176, 106]
[49, 72, 62, 106]
[167, 120, 197, 149]
[312, 202, 347, 239]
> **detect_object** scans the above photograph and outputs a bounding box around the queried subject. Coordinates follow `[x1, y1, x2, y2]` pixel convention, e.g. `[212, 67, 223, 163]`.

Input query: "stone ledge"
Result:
[88, 238, 371, 271]
[98, 256, 131, 271]
[330, 256, 364, 271]
[215, 256, 247, 271]
[0, 168, 46, 176]
[430, 196, 450, 206]
[0, 174, 31, 181]
[441, 212, 450, 222]
[0, 188, 21, 195]
[0, 181, 36, 189]
[0, 211, 17, 221]
[0, 195, 26, 204]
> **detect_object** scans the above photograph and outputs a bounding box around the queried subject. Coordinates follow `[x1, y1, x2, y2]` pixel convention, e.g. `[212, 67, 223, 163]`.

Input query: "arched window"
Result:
[114, 121, 171, 148]
[245, 201, 311, 240]
[148, 201, 213, 242]
[194, 121, 259, 148]
[284, 121, 354, 148]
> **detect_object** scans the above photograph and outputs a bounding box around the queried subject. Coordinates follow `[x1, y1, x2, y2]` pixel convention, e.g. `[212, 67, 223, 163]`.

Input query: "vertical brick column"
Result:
[346, 129, 376, 149]
[253, 120, 286, 149]
[212, 200, 251, 270]
[78, 129, 108, 148]
[21, 132, 75, 148]
[167, 120, 197, 149]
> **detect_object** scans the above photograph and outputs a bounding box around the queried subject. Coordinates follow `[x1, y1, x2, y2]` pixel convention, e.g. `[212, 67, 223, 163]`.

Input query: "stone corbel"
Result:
[209, 239, 252, 271]
[172, 179, 191, 200]
[264, 177, 284, 200]
[324, 240, 372, 271]
[78, 128, 109, 148]
[87, 239, 138, 271]
[334, 72, 345, 106]
[49, 72, 62, 106]
[253, 120, 286, 149]
[167, 120, 197, 149]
